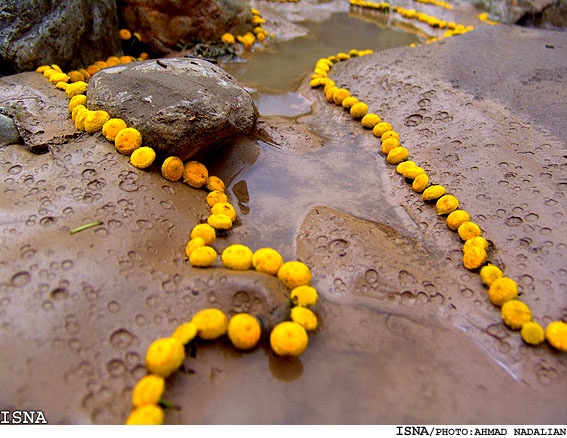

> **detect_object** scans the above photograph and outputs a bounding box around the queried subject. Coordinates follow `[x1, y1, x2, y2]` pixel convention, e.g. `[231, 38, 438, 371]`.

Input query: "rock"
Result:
[0, 114, 20, 147]
[517, 0, 567, 28]
[117, 0, 253, 55]
[0, 72, 78, 153]
[87, 57, 258, 161]
[0, 0, 120, 75]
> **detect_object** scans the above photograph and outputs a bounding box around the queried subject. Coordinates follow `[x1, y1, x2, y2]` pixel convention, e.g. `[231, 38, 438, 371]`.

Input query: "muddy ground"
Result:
[1, 1, 566, 425]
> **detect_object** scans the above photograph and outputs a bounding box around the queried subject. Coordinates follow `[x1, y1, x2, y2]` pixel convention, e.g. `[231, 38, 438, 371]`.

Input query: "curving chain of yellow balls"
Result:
[37, 22, 323, 424]
[309, 42, 567, 353]
[30, 2, 565, 425]
[349, 0, 474, 44]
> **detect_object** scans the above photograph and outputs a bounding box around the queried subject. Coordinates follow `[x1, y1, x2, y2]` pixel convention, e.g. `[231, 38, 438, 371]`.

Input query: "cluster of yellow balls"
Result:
[185, 199, 319, 349]
[309, 50, 567, 353]
[126, 308, 260, 424]
[414, 0, 453, 10]
[349, 0, 474, 44]
[221, 6, 273, 51]
[127, 243, 319, 424]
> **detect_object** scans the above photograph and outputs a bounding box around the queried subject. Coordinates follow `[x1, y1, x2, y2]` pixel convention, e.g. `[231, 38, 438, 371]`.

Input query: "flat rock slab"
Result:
[0, 72, 78, 153]
[87, 58, 258, 161]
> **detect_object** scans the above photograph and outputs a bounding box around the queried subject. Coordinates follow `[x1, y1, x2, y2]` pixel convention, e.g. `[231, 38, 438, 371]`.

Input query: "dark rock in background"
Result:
[517, 0, 567, 28]
[0, 0, 120, 75]
[87, 57, 257, 161]
[117, 0, 253, 55]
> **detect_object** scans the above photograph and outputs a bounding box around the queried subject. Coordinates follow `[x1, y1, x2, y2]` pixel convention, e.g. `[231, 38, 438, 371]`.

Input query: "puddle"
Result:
[222, 11, 420, 93]
[253, 92, 312, 117]
[210, 11, 425, 259]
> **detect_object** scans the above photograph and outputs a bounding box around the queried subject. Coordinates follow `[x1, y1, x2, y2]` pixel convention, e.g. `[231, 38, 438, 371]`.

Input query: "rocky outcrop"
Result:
[517, 0, 567, 28]
[87, 57, 257, 161]
[117, 0, 253, 55]
[0, 72, 78, 153]
[0, 114, 20, 147]
[0, 0, 120, 75]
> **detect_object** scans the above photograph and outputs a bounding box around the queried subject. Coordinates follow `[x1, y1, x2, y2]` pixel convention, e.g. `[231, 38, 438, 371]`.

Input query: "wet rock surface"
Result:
[117, 0, 253, 55]
[1, 10, 567, 425]
[0, 73, 79, 153]
[87, 57, 258, 161]
[0, 0, 120, 75]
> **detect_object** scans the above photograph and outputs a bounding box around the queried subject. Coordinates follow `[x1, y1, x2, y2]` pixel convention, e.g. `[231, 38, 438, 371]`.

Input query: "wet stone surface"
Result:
[0, 72, 79, 153]
[1, 9, 567, 425]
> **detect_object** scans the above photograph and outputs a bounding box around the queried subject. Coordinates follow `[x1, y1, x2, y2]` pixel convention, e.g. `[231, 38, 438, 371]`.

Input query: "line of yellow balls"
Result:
[349, 0, 474, 44]
[414, 0, 454, 10]
[36, 56, 322, 426]
[309, 49, 567, 352]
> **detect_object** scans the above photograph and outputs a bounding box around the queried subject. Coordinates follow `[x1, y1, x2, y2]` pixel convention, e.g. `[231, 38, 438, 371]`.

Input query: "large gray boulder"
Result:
[0, 0, 120, 75]
[87, 57, 258, 160]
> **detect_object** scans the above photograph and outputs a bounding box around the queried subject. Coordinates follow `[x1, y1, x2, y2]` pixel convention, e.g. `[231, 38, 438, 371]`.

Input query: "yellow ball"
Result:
[228, 313, 262, 350]
[252, 248, 283, 275]
[132, 375, 165, 407]
[189, 246, 217, 267]
[277, 261, 312, 289]
[488, 277, 518, 307]
[221, 244, 253, 270]
[350, 102, 368, 118]
[145, 337, 185, 377]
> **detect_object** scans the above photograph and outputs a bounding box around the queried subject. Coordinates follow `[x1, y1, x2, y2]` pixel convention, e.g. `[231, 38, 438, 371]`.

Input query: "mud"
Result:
[1, 2, 567, 425]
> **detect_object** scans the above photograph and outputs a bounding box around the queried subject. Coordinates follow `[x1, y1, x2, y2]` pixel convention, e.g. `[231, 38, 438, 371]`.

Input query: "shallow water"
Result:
[214, 11, 422, 259]
[223, 12, 420, 94]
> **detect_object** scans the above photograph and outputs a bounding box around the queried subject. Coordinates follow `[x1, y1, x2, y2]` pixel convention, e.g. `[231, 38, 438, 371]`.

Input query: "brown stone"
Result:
[117, 0, 253, 55]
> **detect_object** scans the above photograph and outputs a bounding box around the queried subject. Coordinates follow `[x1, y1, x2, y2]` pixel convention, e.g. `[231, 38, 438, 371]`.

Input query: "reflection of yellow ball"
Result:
[270, 321, 308, 356]
[228, 314, 261, 350]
